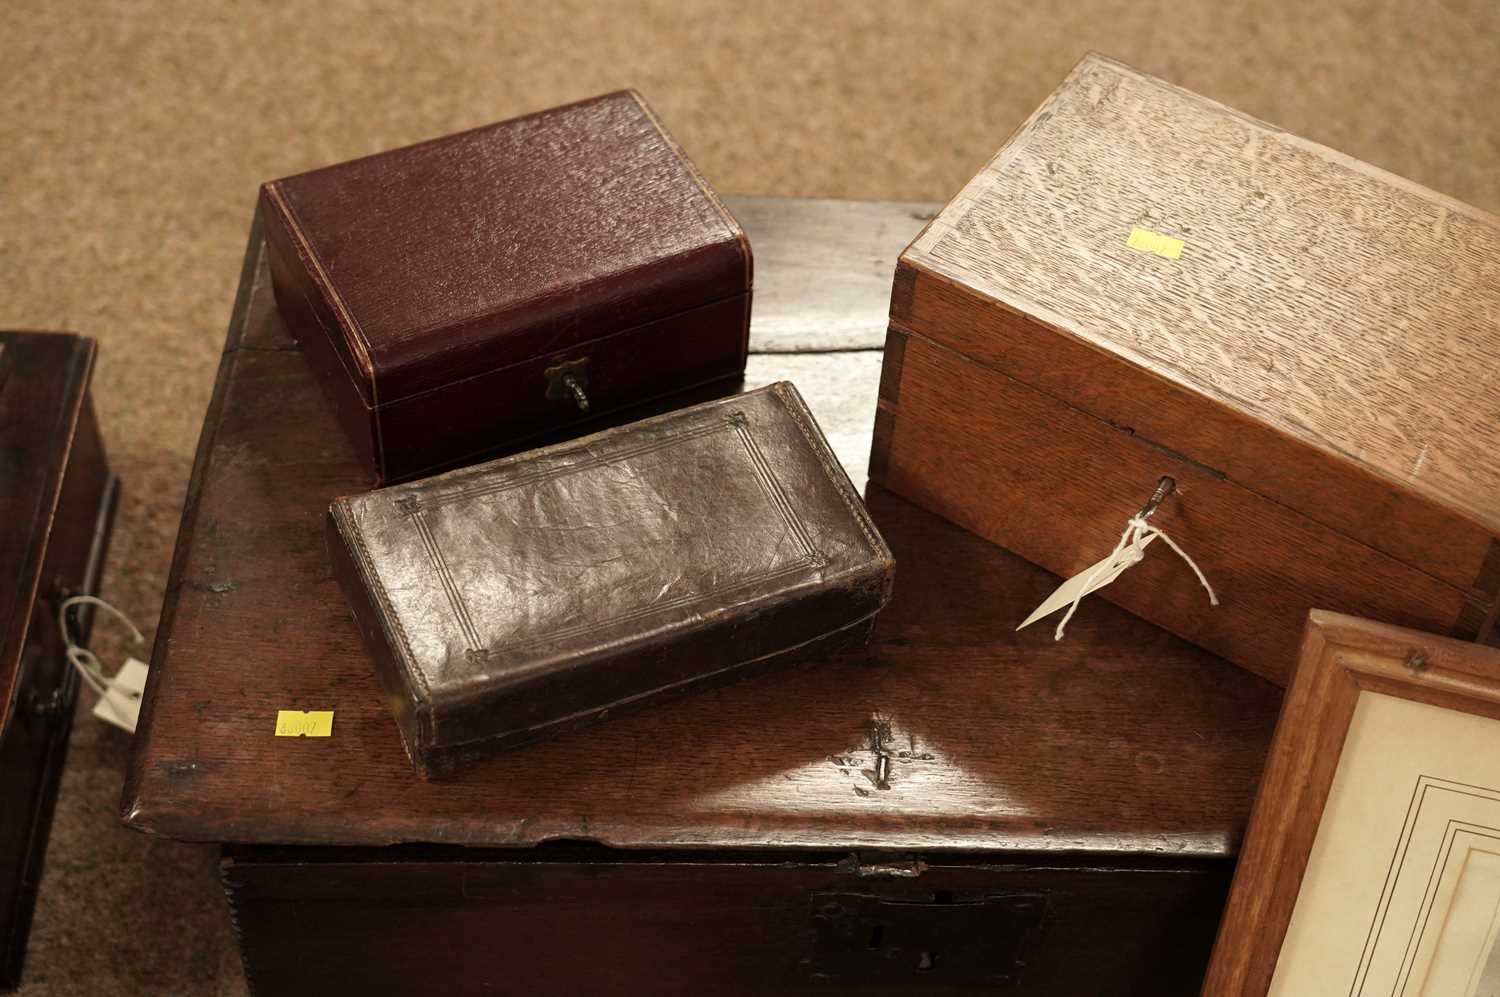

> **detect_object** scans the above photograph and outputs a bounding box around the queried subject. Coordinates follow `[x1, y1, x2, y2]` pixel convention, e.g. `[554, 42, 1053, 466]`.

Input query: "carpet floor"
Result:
[4, 1, 1497, 992]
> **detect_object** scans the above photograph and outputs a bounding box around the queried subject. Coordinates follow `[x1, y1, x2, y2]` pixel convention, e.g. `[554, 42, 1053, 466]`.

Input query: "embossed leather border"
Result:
[396, 410, 823, 657]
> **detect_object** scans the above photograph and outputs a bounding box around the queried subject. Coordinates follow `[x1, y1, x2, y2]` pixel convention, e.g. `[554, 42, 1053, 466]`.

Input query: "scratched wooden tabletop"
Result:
[121, 195, 1278, 855]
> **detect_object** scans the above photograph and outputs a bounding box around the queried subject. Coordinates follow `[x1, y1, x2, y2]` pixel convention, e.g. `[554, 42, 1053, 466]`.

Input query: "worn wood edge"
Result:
[119, 228, 261, 833]
[728, 195, 939, 355]
[0, 335, 95, 730]
[118, 806, 1247, 855]
[726, 193, 940, 220]
[868, 325, 908, 485]
[891, 265, 1500, 582]
[1202, 613, 1500, 994]
[1451, 544, 1500, 639]
[1468, 541, 1500, 643]
[217, 845, 1232, 880]
[222, 205, 265, 355]
[887, 262, 917, 328]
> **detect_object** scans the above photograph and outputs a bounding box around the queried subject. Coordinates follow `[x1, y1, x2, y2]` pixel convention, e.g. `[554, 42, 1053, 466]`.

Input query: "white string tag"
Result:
[93, 658, 149, 733]
[1016, 478, 1219, 640]
[58, 595, 148, 733]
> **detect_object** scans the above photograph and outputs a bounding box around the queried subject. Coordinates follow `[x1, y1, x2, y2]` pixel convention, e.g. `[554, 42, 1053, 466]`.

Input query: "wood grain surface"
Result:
[1202, 613, 1500, 996]
[738, 195, 937, 485]
[121, 198, 1277, 854]
[876, 328, 1481, 685]
[734, 197, 938, 351]
[745, 351, 882, 486]
[905, 53, 1500, 539]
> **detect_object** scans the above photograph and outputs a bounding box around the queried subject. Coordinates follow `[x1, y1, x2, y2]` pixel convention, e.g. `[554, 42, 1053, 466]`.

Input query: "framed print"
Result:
[1204, 611, 1500, 995]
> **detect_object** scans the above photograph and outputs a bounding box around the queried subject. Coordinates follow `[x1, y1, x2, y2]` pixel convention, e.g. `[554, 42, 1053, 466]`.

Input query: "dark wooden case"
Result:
[871, 54, 1500, 687]
[328, 382, 893, 777]
[0, 331, 118, 991]
[123, 199, 1278, 995]
[261, 90, 752, 484]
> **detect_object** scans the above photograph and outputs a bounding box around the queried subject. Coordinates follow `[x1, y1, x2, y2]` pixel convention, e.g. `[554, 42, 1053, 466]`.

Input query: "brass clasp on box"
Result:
[544, 358, 591, 413]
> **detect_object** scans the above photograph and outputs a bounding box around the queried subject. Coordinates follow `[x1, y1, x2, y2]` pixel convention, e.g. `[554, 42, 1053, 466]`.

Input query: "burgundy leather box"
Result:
[260, 90, 752, 483]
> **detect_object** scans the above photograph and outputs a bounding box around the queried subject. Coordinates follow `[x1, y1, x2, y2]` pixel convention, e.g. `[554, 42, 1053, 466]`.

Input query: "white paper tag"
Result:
[92, 657, 149, 733]
[1016, 537, 1153, 632]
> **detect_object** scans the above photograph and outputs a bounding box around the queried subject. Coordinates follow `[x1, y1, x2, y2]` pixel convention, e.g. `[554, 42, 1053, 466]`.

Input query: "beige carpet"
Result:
[3, 1, 1497, 992]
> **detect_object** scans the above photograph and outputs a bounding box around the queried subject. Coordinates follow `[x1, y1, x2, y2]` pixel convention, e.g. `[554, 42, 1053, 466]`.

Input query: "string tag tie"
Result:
[1016, 477, 1218, 640]
[57, 595, 149, 733]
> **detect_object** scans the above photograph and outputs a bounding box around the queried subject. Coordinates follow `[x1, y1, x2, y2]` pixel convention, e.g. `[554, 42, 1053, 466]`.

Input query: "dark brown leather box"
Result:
[261, 90, 752, 484]
[327, 381, 893, 777]
[0, 331, 117, 990]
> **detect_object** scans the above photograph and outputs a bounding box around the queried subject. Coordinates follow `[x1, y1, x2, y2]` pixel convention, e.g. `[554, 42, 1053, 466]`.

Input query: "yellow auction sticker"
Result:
[1126, 227, 1185, 261]
[275, 710, 334, 737]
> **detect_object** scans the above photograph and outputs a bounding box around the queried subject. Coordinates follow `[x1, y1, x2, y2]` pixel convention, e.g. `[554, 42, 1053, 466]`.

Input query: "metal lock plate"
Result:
[800, 890, 1045, 988]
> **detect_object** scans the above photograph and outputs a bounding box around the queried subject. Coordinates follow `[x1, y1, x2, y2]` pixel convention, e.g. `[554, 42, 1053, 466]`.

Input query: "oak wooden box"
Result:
[0, 332, 117, 991]
[123, 198, 1278, 995]
[262, 90, 751, 484]
[871, 54, 1500, 686]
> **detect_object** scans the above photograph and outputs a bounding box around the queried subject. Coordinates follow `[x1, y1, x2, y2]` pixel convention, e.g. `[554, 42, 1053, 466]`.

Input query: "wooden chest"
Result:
[871, 54, 1500, 686]
[122, 197, 1278, 996]
[0, 331, 117, 990]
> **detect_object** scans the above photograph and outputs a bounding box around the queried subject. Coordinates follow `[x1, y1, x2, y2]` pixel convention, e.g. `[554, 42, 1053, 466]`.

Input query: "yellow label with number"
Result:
[275, 710, 334, 737]
[1126, 227, 1185, 261]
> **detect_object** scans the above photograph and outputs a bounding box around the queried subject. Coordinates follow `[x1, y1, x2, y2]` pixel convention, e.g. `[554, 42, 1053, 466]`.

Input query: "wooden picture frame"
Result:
[1204, 610, 1500, 995]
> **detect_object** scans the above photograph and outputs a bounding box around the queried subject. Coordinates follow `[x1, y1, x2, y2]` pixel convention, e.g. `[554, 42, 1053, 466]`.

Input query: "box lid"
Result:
[261, 90, 750, 407]
[0, 331, 95, 733]
[897, 54, 1500, 588]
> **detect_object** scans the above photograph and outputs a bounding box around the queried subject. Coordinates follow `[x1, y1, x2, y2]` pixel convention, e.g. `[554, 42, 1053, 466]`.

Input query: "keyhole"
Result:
[916, 950, 937, 972]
